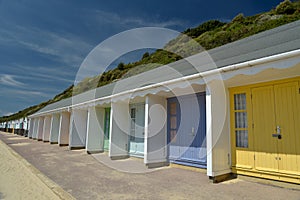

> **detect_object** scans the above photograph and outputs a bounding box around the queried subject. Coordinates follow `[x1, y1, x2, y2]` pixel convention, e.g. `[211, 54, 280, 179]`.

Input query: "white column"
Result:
[109, 102, 130, 159]
[86, 107, 105, 154]
[37, 117, 45, 141]
[42, 116, 51, 142]
[28, 118, 34, 138]
[58, 112, 71, 146]
[69, 109, 88, 149]
[206, 80, 231, 179]
[32, 118, 39, 139]
[50, 113, 60, 144]
[144, 95, 168, 167]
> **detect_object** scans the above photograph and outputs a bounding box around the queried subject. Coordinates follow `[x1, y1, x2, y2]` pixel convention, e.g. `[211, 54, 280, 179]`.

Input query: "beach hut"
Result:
[28, 20, 300, 183]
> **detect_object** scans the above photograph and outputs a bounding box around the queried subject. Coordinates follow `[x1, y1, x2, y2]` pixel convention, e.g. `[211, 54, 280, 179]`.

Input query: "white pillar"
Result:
[32, 118, 39, 139]
[109, 102, 130, 159]
[144, 95, 168, 167]
[86, 107, 105, 154]
[58, 112, 70, 146]
[42, 116, 51, 142]
[50, 113, 60, 144]
[69, 109, 88, 149]
[206, 80, 231, 180]
[37, 117, 44, 141]
[28, 118, 34, 138]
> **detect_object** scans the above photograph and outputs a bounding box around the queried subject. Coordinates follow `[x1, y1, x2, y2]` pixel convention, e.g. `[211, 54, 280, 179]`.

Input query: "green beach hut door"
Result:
[103, 108, 111, 151]
[129, 103, 145, 157]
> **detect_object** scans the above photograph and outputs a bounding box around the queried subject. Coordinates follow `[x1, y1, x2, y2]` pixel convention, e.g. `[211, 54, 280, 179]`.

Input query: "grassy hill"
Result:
[1, 0, 300, 123]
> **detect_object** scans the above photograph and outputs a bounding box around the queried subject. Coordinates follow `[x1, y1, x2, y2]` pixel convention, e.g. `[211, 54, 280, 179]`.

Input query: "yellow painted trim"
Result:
[233, 167, 300, 184]
[229, 76, 300, 92]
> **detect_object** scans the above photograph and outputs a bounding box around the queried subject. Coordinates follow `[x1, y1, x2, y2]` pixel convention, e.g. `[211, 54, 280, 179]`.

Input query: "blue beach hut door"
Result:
[168, 93, 206, 167]
[129, 103, 145, 157]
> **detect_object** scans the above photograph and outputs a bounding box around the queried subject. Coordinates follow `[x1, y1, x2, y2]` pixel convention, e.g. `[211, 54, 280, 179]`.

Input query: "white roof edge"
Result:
[29, 48, 300, 118]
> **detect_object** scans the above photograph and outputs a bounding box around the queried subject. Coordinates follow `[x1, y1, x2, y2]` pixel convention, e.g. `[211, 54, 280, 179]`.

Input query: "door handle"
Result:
[272, 133, 282, 139]
[272, 126, 282, 139]
[191, 127, 195, 136]
[276, 126, 281, 134]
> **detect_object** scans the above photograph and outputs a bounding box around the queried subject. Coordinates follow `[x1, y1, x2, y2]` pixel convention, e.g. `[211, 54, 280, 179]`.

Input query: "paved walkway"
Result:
[1, 131, 300, 200]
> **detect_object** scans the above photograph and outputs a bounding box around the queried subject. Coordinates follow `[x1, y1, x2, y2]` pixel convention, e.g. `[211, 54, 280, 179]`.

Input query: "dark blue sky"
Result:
[0, 0, 284, 116]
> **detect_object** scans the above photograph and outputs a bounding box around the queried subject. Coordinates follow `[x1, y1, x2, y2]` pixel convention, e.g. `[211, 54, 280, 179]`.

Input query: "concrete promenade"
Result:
[0, 131, 300, 200]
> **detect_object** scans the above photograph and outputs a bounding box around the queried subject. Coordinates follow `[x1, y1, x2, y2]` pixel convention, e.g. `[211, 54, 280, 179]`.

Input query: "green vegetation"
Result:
[1, 0, 299, 123]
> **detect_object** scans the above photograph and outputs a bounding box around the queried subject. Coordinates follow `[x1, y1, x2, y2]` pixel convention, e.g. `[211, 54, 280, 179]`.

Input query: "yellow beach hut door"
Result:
[252, 81, 300, 175]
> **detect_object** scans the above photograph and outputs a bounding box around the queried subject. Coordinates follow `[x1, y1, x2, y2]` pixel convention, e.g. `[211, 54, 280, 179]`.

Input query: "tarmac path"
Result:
[0, 131, 300, 200]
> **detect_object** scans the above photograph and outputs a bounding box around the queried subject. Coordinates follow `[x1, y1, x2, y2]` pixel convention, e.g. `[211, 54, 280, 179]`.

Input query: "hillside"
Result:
[1, 0, 300, 123]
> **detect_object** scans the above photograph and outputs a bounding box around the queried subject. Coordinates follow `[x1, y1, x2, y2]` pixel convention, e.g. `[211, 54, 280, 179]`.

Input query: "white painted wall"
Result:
[206, 80, 231, 177]
[69, 109, 88, 149]
[32, 118, 37, 139]
[42, 116, 51, 142]
[144, 95, 167, 164]
[59, 112, 70, 145]
[86, 107, 105, 153]
[28, 118, 34, 138]
[37, 117, 44, 140]
[109, 102, 130, 158]
[50, 114, 60, 144]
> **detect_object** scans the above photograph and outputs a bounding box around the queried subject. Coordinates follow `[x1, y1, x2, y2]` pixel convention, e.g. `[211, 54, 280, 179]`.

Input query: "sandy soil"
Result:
[0, 139, 61, 200]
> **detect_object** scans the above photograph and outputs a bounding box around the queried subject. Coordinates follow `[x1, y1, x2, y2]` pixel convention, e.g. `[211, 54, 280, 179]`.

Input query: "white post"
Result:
[86, 107, 105, 154]
[69, 109, 88, 149]
[28, 118, 34, 138]
[58, 112, 71, 146]
[32, 118, 38, 139]
[37, 117, 45, 141]
[144, 95, 168, 167]
[206, 81, 231, 181]
[42, 116, 51, 142]
[109, 101, 130, 159]
[50, 113, 60, 144]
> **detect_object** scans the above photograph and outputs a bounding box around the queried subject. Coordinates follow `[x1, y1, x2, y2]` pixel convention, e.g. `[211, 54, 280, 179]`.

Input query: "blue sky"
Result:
[0, 0, 284, 116]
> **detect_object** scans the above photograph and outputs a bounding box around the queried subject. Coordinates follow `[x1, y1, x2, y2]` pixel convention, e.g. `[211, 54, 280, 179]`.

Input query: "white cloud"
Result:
[0, 87, 52, 99]
[0, 74, 25, 87]
[13, 90, 47, 97]
[18, 41, 60, 56]
[93, 10, 186, 28]
[0, 23, 93, 67]
[11, 64, 75, 84]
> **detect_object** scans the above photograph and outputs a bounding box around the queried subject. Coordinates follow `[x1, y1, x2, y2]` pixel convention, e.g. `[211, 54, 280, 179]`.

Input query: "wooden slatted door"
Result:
[168, 93, 206, 167]
[252, 86, 278, 172]
[252, 81, 300, 175]
[129, 103, 145, 157]
[274, 82, 300, 175]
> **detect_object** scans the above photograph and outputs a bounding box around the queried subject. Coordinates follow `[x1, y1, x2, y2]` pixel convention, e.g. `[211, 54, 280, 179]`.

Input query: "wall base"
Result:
[87, 150, 104, 154]
[146, 162, 169, 169]
[69, 146, 85, 150]
[209, 173, 236, 183]
[110, 155, 129, 160]
[59, 144, 68, 146]
[50, 142, 58, 144]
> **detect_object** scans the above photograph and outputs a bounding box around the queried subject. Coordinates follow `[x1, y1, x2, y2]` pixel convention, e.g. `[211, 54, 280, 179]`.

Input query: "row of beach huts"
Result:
[1, 20, 300, 184]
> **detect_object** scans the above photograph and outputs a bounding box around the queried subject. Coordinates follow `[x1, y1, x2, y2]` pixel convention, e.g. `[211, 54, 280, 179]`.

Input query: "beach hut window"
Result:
[234, 93, 248, 148]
